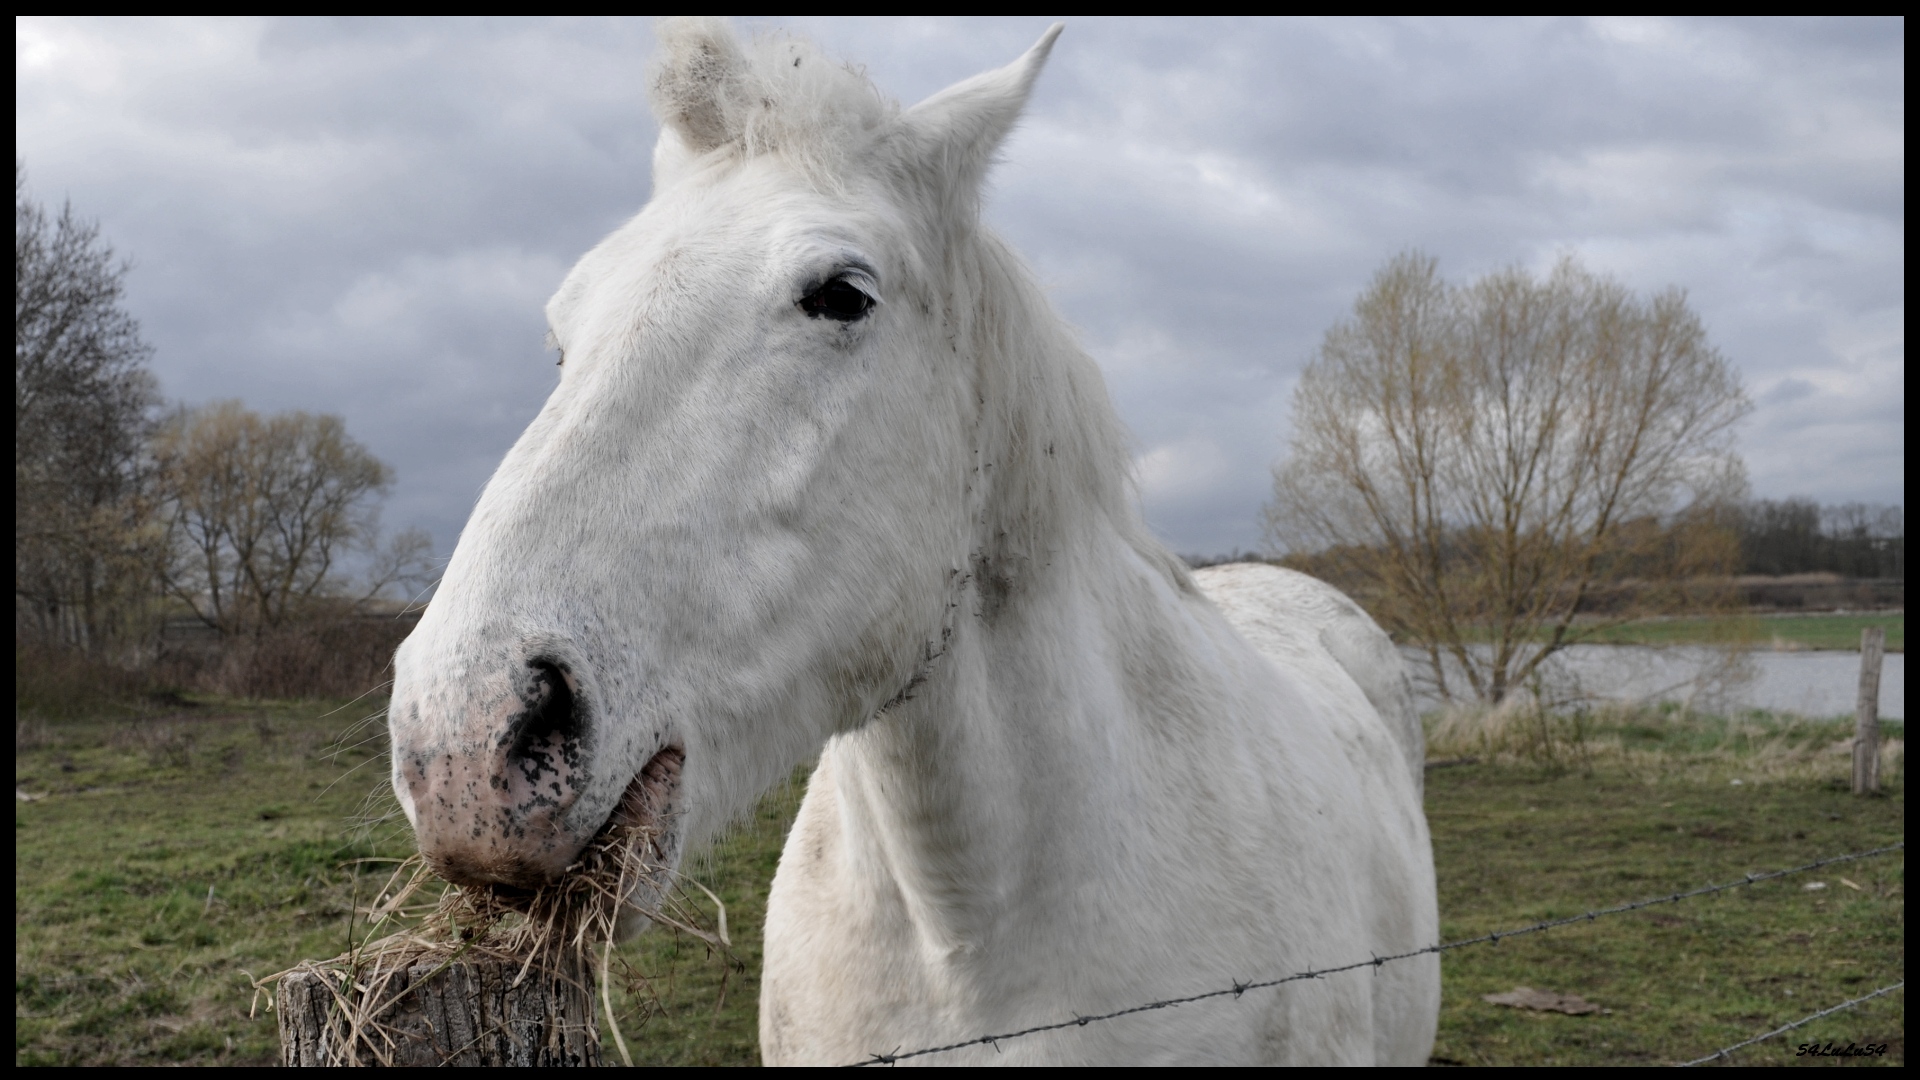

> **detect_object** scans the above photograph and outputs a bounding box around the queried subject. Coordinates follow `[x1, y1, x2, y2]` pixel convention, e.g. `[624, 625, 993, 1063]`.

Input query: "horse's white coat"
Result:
[388, 18, 1437, 1065]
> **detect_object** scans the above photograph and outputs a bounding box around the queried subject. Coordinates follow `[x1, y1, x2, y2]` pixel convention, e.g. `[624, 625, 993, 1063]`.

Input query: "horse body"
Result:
[764, 557, 1436, 1065]
[388, 19, 1437, 1065]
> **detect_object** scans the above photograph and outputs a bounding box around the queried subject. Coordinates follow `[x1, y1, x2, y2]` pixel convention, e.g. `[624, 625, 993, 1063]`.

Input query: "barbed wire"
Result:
[850, 842, 1904, 1066]
[1676, 981, 1904, 1067]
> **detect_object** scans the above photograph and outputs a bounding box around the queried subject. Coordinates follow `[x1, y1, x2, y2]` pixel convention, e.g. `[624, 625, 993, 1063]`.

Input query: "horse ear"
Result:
[894, 23, 1063, 215]
[649, 17, 749, 155]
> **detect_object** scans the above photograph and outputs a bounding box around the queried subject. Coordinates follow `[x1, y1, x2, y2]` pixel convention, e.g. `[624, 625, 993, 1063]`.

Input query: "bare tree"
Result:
[1266, 253, 1751, 704]
[154, 400, 431, 635]
[15, 166, 161, 653]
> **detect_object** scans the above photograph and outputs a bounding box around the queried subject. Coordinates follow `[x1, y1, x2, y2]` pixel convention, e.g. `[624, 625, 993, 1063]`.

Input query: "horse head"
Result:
[388, 20, 1078, 892]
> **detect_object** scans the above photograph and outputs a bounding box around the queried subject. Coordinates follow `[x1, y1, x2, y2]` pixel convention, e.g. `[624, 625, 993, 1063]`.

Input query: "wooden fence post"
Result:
[1852, 627, 1885, 795]
[278, 956, 600, 1066]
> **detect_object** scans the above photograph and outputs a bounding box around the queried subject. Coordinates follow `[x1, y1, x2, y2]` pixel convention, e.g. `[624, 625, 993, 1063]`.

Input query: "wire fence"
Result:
[1678, 981, 1904, 1067]
[848, 842, 1905, 1066]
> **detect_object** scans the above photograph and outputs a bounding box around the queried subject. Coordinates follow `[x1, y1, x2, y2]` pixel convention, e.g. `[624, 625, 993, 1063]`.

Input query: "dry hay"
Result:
[252, 819, 731, 1067]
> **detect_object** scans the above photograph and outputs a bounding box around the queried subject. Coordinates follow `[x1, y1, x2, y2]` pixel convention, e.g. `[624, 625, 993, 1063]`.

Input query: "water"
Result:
[1401, 644, 1904, 720]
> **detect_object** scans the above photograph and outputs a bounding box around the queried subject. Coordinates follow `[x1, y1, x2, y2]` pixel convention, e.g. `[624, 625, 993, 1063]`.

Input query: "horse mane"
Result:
[958, 231, 1195, 596]
[650, 18, 1191, 596]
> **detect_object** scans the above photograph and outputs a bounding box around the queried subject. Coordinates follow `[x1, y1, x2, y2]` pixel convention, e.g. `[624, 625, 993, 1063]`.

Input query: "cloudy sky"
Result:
[16, 17, 1905, 560]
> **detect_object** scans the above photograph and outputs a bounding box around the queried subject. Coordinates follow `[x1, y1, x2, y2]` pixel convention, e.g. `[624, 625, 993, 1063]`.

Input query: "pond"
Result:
[1402, 644, 1904, 720]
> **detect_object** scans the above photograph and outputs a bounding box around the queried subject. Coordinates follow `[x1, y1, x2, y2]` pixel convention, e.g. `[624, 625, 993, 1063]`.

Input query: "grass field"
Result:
[1424, 759, 1904, 1066]
[1575, 612, 1904, 653]
[14, 699, 1904, 1066]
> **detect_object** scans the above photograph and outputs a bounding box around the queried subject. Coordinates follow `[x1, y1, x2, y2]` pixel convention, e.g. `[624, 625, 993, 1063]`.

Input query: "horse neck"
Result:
[826, 231, 1215, 949]
[830, 517, 1214, 953]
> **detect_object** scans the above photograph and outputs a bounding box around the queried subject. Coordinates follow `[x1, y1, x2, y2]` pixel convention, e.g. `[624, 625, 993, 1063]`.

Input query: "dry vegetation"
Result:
[1427, 698, 1905, 785]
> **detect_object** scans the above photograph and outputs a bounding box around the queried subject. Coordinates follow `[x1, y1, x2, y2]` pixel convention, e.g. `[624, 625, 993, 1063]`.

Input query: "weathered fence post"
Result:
[278, 956, 600, 1066]
[1852, 626, 1885, 795]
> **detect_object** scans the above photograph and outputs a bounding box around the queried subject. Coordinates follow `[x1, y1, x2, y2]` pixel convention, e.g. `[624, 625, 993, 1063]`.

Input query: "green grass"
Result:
[11, 698, 795, 1066]
[15, 701, 1905, 1066]
[1426, 762, 1904, 1066]
[14, 699, 407, 1066]
[1575, 612, 1904, 653]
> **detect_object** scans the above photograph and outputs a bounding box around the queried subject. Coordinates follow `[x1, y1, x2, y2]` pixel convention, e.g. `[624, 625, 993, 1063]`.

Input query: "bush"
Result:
[17, 609, 415, 717]
[1427, 696, 1592, 771]
[152, 610, 414, 700]
[14, 642, 162, 721]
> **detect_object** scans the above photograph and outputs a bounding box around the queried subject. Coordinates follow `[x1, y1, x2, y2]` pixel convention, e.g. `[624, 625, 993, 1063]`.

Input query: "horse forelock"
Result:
[650, 18, 900, 193]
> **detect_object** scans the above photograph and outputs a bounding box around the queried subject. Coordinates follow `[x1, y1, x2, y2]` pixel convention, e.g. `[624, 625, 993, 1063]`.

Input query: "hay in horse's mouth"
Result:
[252, 745, 717, 1065]
[607, 745, 684, 849]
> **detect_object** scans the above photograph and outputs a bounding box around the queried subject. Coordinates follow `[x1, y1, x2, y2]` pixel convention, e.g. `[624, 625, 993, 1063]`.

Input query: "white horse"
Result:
[388, 19, 1438, 1065]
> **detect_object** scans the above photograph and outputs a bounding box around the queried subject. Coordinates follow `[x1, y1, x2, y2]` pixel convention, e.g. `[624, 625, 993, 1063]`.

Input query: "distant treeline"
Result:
[16, 173, 433, 706]
[1732, 499, 1903, 580]
[1188, 498, 1904, 581]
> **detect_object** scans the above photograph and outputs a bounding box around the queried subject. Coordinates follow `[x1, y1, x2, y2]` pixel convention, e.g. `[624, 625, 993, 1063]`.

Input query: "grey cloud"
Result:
[16, 16, 1903, 560]
[1762, 377, 1818, 406]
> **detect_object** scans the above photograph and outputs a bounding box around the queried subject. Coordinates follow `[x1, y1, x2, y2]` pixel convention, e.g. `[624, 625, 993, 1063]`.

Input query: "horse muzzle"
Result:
[393, 651, 690, 896]
[394, 657, 601, 888]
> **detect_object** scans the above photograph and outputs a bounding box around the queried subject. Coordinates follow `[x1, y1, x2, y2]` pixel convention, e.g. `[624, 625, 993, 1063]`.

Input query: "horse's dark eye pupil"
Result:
[802, 278, 873, 321]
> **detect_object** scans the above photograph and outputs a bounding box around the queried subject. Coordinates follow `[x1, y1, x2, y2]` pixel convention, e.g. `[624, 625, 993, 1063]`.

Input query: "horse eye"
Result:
[799, 278, 875, 322]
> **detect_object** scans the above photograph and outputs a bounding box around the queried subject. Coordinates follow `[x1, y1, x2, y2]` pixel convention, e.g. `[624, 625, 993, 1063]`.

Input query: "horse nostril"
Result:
[520, 660, 577, 737]
[504, 660, 583, 803]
